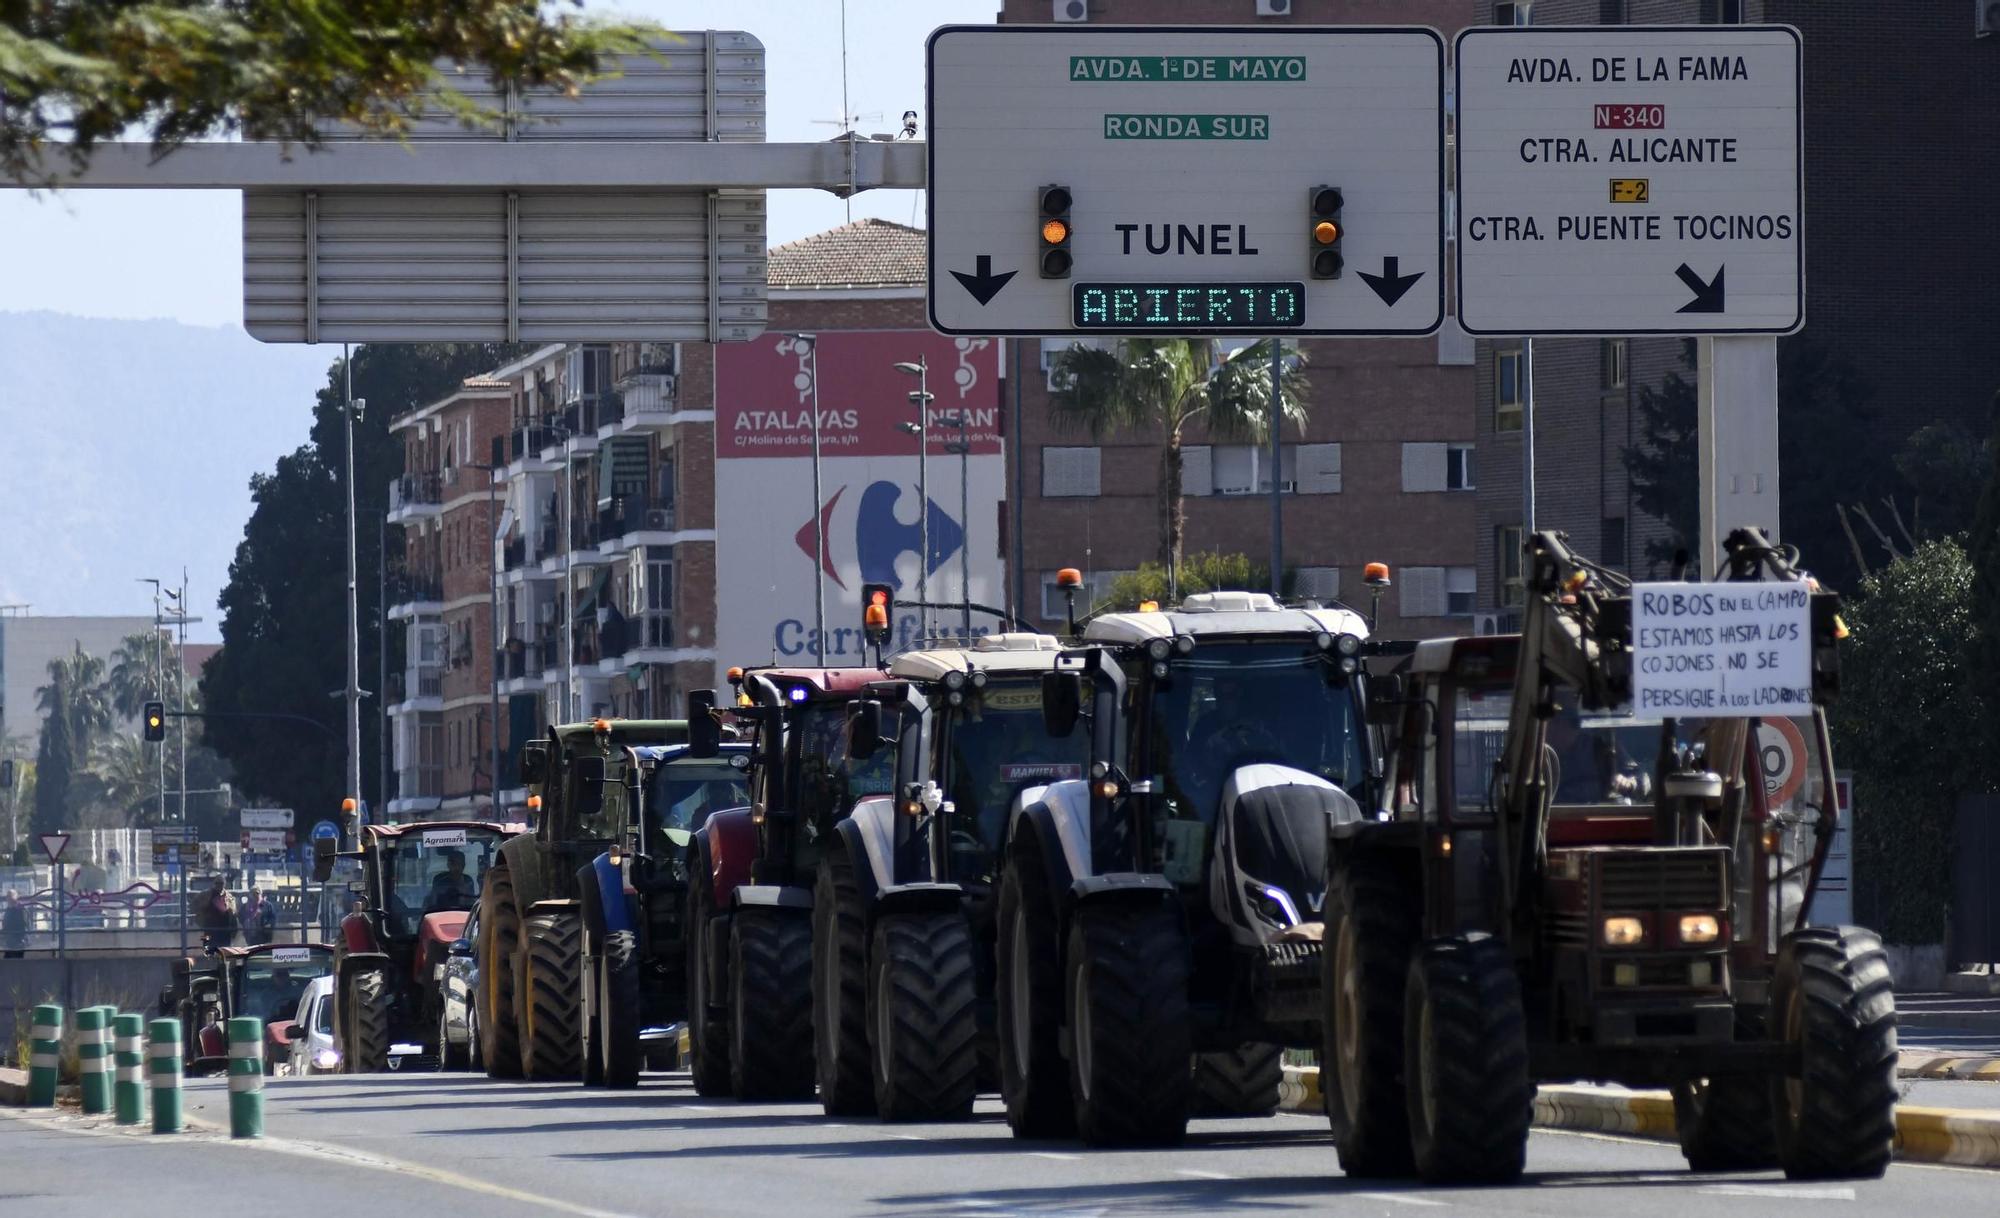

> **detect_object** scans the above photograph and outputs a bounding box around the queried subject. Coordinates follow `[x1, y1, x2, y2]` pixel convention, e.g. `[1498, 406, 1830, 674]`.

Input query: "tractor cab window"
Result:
[385, 831, 503, 936]
[647, 757, 753, 844]
[944, 679, 1090, 884]
[791, 701, 896, 838]
[235, 955, 329, 1026]
[576, 756, 628, 842]
[1451, 682, 1664, 817]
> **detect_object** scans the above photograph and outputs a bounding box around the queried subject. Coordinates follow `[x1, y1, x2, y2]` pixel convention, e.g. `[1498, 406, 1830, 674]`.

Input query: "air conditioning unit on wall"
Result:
[1474, 612, 1504, 637]
[1256, 0, 1293, 15]
[1052, 0, 1088, 21]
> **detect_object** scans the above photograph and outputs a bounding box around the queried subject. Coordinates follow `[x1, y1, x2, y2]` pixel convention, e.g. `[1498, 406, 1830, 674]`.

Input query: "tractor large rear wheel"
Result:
[1674, 1076, 1778, 1171]
[599, 929, 643, 1089]
[1771, 926, 1897, 1180]
[870, 909, 978, 1122]
[520, 911, 583, 1080]
[1324, 857, 1418, 1176]
[478, 864, 523, 1078]
[1066, 899, 1192, 1147]
[1191, 1044, 1282, 1117]
[729, 907, 815, 1100]
[1403, 934, 1533, 1185]
[814, 851, 875, 1116]
[997, 851, 1073, 1138]
[685, 866, 732, 1097]
[343, 968, 390, 1074]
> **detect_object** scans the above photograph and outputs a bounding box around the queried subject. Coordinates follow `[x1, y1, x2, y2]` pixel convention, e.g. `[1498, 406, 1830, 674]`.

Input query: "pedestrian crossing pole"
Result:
[114, 1012, 147, 1125]
[27, 1003, 62, 1107]
[148, 1018, 183, 1133]
[76, 1005, 113, 1114]
[226, 1016, 265, 1137]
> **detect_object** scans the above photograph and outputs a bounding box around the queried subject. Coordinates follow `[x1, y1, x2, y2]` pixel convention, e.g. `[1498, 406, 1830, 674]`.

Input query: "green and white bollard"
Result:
[75, 1006, 113, 1115]
[113, 1013, 147, 1126]
[27, 1004, 62, 1107]
[225, 1016, 264, 1138]
[148, 1019, 183, 1133]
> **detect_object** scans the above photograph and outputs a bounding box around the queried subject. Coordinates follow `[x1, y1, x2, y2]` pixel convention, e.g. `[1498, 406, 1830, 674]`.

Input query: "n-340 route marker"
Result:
[927, 25, 1445, 337]
[1454, 25, 1803, 336]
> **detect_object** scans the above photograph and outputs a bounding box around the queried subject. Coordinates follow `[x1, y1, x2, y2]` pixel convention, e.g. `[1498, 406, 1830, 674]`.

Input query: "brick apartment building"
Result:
[1001, 0, 1489, 636]
[1472, 0, 2000, 621]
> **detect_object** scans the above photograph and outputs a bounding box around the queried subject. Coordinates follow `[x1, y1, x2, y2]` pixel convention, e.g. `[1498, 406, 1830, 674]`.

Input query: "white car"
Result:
[284, 974, 340, 1075]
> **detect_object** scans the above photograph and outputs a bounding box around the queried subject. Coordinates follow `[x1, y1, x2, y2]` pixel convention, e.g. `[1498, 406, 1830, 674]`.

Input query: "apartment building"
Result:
[1000, 0, 1488, 638]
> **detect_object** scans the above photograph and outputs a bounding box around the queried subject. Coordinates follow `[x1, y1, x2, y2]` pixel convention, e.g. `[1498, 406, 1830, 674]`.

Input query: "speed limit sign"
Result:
[1755, 718, 1809, 808]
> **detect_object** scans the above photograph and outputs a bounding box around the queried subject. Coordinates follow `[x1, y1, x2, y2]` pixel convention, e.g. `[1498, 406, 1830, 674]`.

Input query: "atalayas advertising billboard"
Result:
[714, 330, 1005, 666]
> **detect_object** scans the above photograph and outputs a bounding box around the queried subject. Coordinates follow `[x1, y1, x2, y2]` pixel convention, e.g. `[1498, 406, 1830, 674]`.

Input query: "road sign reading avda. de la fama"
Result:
[926, 25, 1444, 337]
[1454, 25, 1803, 336]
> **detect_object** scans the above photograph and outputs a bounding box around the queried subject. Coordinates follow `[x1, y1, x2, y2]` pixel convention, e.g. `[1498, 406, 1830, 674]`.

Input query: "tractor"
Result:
[158, 940, 335, 1073]
[1325, 529, 1892, 1184]
[476, 717, 689, 1080]
[683, 664, 897, 1100]
[1000, 590, 1380, 1145]
[316, 819, 515, 1072]
[822, 631, 1091, 1120]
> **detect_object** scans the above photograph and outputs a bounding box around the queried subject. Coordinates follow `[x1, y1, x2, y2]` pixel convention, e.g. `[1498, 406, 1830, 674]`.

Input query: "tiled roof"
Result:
[460, 376, 511, 389]
[767, 218, 925, 289]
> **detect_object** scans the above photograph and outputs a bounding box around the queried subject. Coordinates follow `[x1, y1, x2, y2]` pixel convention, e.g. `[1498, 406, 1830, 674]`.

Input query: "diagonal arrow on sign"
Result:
[949, 255, 1017, 306]
[1358, 256, 1425, 307]
[1675, 263, 1726, 314]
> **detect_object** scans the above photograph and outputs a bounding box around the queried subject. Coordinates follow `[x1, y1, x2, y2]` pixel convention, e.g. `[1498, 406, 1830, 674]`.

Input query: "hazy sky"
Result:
[0, 0, 998, 327]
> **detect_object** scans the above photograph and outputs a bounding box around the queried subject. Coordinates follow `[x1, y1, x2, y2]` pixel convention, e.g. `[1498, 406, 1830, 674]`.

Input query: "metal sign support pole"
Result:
[1269, 338, 1284, 597]
[1522, 338, 1538, 539]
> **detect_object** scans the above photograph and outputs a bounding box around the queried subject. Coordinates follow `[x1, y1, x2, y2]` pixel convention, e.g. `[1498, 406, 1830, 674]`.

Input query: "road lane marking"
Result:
[1700, 1184, 1855, 1201]
[1175, 1169, 1234, 1180]
[1029, 1150, 1082, 1160]
[890, 1132, 930, 1141]
[1352, 1194, 1447, 1207]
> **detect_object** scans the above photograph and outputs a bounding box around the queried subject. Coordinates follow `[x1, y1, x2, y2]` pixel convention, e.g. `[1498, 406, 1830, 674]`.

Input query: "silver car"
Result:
[284, 975, 340, 1075]
[437, 904, 480, 1071]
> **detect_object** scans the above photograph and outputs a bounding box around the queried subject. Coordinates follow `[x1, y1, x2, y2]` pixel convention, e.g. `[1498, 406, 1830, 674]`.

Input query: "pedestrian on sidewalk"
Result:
[3, 889, 26, 957]
[241, 887, 273, 945]
[198, 876, 239, 946]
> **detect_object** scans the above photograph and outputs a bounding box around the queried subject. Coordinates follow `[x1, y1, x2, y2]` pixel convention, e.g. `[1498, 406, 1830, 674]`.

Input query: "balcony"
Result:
[387, 472, 443, 523]
[598, 494, 677, 548]
[600, 374, 680, 435]
[386, 566, 444, 620]
[387, 666, 444, 710]
[509, 424, 555, 468]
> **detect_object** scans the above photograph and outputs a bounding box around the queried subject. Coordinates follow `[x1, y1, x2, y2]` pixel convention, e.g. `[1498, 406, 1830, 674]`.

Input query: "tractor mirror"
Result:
[1366, 673, 1406, 726]
[687, 690, 720, 758]
[573, 754, 606, 817]
[311, 836, 337, 883]
[518, 740, 550, 786]
[848, 700, 884, 760]
[1041, 669, 1082, 738]
[447, 938, 472, 958]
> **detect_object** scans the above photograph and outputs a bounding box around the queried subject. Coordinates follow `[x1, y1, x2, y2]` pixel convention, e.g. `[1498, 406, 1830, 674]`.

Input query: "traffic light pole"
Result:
[1269, 337, 1284, 599]
[342, 354, 365, 836]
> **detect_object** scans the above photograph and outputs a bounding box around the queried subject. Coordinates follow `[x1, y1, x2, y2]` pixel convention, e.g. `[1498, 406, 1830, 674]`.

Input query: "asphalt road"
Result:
[7, 1069, 1996, 1218]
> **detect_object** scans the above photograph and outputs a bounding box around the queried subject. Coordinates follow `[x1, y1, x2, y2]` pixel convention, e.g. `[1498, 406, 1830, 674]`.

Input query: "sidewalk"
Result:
[1898, 991, 2000, 1078]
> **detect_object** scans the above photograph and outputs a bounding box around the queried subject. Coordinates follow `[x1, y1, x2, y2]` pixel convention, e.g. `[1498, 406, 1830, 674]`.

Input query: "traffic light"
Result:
[862, 584, 894, 648]
[143, 700, 166, 743]
[1038, 184, 1073, 278]
[1309, 185, 1344, 279]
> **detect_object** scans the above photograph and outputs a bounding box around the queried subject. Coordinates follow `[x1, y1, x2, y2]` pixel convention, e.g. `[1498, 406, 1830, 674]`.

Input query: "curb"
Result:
[1901, 1052, 2000, 1081]
[1279, 1066, 2000, 1169]
[0, 1066, 25, 1106]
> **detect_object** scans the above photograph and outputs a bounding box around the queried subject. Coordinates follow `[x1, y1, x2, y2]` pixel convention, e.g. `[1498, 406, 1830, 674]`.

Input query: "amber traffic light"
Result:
[1038, 185, 1073, 278]
[1309, 185, 1344, 279]
[862, 583, 894, 647]
[143, 700, 166, 742]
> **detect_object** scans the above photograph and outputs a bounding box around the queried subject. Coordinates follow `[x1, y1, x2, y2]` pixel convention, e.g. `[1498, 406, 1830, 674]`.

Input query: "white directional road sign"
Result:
[927, 25, 1444, 337]
[1454, 25, 1802, 336]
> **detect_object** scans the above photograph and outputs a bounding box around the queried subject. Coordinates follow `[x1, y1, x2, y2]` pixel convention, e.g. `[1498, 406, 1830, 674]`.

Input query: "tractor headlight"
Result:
[1601, 916, 1646, 948]
[1336, 633, 1362, 657]
[1677, 914, 1722, 945]
[313, 1048, 341, 1070]
[943, 670, 967, 691]
[1313, 631, 1334, 651]
[1146, 638, 1172, 661]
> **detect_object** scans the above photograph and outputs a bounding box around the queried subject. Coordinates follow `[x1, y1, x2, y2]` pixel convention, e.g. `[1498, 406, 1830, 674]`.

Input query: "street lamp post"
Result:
[944, 410, 972, 639]
[468, 462, 507, 815]
[785, 334, 828, 664]
[894, 358, 931, 641]
[341, 345, 365, 836]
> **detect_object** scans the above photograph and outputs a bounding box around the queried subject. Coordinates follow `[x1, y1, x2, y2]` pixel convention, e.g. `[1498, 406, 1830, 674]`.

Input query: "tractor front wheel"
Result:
[1065, 899, 1191, 1147]
[519, 911, 583, 1080]
[685, 866, 732, 1097]
[1191, 1044, 1282, 1117]
[1324, 857, 1418, 1177]
[814, 852, 875, 1116]
[1771, 926, 1897, 1180]
[1403, 934, 1532, 1185]
[869, 909, 978, 1122]
[343, 968, 390, 1074]
[729, 907, 815, 1100]
[478, 864, 523, 1079]
[599, 929, 643, 1088]
[996, 852, 1073, 1138]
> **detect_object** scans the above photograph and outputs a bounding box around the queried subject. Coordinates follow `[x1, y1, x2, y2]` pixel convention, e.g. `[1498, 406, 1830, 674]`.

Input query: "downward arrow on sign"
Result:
[1675, 263, 1726, 313]
[1358, 256, 1425, 307]
[950, 255, 1017, 306]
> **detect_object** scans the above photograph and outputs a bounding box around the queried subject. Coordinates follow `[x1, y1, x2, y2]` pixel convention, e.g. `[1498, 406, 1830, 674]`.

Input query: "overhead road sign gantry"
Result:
[926, 25, 1445, 337]
[1454, 25, 1803, 337]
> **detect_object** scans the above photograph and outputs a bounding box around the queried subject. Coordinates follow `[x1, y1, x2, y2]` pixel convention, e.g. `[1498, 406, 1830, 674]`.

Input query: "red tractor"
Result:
[683, 665, 899, 1099]
[318, 819, 519, 1071]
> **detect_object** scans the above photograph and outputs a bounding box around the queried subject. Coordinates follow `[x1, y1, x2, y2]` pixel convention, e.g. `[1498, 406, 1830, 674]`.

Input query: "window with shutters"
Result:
[1297, 443, 1340, 493]
[1040, 446, 1101, 497]
[1602, 516, 1628, 570]
[1041, 337, 1112, 393]
[1495, 349, 1524, 431]
[1400, 567, 1447, 618]
[1498, 525, 1526, 607]
[1295, 566, 1340, 602]
[1402, 443, 1447, 493]
[1494, 1, 1531, 24]
[1180, 445, 1213, 497]
[1448, 444, 1475, 490]
[1446, 567, 1477, 616]
[1212, 445, 1258, 495]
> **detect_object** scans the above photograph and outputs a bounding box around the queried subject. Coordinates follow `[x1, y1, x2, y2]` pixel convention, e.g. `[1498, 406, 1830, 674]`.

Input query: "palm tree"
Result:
[1048, 337, 1309, 577]
[32, 644, 112, 835]
[106, 630, 170, 721]
[71, 731, 166, 828]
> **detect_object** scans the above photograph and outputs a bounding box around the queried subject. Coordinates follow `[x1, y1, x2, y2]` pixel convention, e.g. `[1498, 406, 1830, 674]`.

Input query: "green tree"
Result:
[1621, 340, 1699, 570]
[1832, 539, 1991, 943]
[1047, 338, 1307, 576]
[203, 342, 526, 821]
[31, 644, 111, 835]
[2, 2, 656, 185]
[1100, 552, 1278, 615]
[1967, 393, 2000, 759]
[104, 630, 170, 721]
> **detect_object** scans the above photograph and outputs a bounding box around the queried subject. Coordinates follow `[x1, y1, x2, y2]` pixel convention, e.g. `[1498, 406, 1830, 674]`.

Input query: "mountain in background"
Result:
[0, 311, 336, 642]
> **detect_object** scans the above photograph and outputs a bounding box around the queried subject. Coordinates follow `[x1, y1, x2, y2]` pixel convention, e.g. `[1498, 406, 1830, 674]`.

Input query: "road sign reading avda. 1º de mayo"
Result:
[927, 25, 1444, 337]
[1454, 25, 1802, 336]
